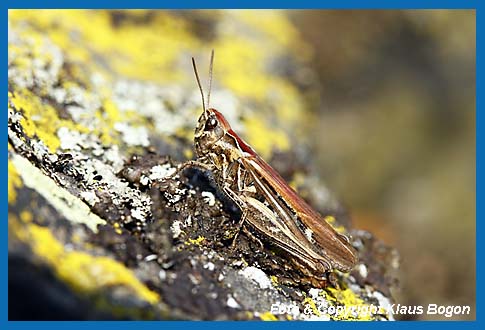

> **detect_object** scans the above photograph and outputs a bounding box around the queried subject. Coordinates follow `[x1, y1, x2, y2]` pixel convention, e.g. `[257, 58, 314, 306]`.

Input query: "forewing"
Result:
[240, 155, 358, 272]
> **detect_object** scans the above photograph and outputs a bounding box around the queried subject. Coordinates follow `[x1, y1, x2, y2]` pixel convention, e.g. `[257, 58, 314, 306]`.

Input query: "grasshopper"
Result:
[187, 51, 357, 282]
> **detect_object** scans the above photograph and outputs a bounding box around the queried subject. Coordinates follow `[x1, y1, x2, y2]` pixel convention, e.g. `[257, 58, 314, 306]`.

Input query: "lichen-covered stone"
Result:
[8, 10, 398, 320]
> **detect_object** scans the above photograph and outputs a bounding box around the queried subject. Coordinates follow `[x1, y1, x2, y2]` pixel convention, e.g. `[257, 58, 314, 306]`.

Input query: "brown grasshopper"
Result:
[187, 51, 357, 282]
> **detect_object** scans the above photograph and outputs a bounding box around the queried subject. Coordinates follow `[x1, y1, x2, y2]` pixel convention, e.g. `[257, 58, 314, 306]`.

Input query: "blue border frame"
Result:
[2, 1, 480, 9]
[4, 0, 480, 328]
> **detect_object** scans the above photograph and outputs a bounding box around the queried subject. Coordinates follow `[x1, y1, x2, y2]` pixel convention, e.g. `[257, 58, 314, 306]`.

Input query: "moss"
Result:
[11, 218, 160, 305]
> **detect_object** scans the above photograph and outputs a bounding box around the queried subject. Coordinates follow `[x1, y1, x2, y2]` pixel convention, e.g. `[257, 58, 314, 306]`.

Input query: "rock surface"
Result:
[8, 10, 399, 320]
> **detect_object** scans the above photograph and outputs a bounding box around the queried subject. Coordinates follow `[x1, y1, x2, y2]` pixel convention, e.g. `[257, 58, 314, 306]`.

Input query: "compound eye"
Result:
[204, 117, 218, 131]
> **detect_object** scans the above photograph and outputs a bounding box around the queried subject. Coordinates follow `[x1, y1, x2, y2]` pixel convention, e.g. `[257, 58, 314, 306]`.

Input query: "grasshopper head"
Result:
[192, 51, 234, 157]
[194, 108, 230, 157]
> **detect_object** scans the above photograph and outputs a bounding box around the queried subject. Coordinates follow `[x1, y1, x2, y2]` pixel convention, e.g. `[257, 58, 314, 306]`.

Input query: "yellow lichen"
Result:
[303, 297, 321, 317]
[183, 148, 194, 160]
[8, 159, 23, 204]
[185, 235, 206, 246]
[259, 311, 278, 321]
[243, 116, 290, 159]
[96, 99, 122, 145]
[324, 215, 336, 225]
[214, 38, 270, 102]
[19, 210, 33, 223]
[323, 215, 346, 234]
[237, 10, 311, 58]
[269, 80, 307, 125]
[9, 89, 89, 153]
[289, 172, 306, 191]
[9, 10, 199, 83]
[9, 10, 310, 158]
[12, 220, 159, 304]
[113, 222, 123, 235]
[325, 287, 375, 321]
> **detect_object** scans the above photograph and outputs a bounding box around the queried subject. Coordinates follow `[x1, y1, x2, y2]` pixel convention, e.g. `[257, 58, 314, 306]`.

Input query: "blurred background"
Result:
[290, 10, 475, 320]
[9, 9, 475, 320]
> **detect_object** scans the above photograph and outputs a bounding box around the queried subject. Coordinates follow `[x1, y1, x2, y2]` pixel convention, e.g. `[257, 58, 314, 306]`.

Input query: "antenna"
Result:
[207, 49, 214, 109]
[192, 57, 207, 114]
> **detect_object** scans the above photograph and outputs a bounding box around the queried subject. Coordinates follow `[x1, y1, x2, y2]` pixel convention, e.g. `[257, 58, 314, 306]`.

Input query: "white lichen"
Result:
[372, 291, 395, 321]
[79, 157, 152, 223]
[114, 122, 150, 147]
[204, 262, 215, 271]
[308, 288, 322, 299]
[239, 266, 272, 289]
[80, 190, 99, 206]
[201, 191, 216, 206]
[8, 31, 63, 90]
[170, 220, 183, 239]
[184, 215, 192, 227]
[130, 208, 146, 221]
[226, 295, 240, 309]
[102, 145, 125, 173]
[57, 127, 86, 151]
[112, 79, 190, 136]
[357, 264, 368, 278]
[149, 164, 176, 181]
[139, 175, 150, 186]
